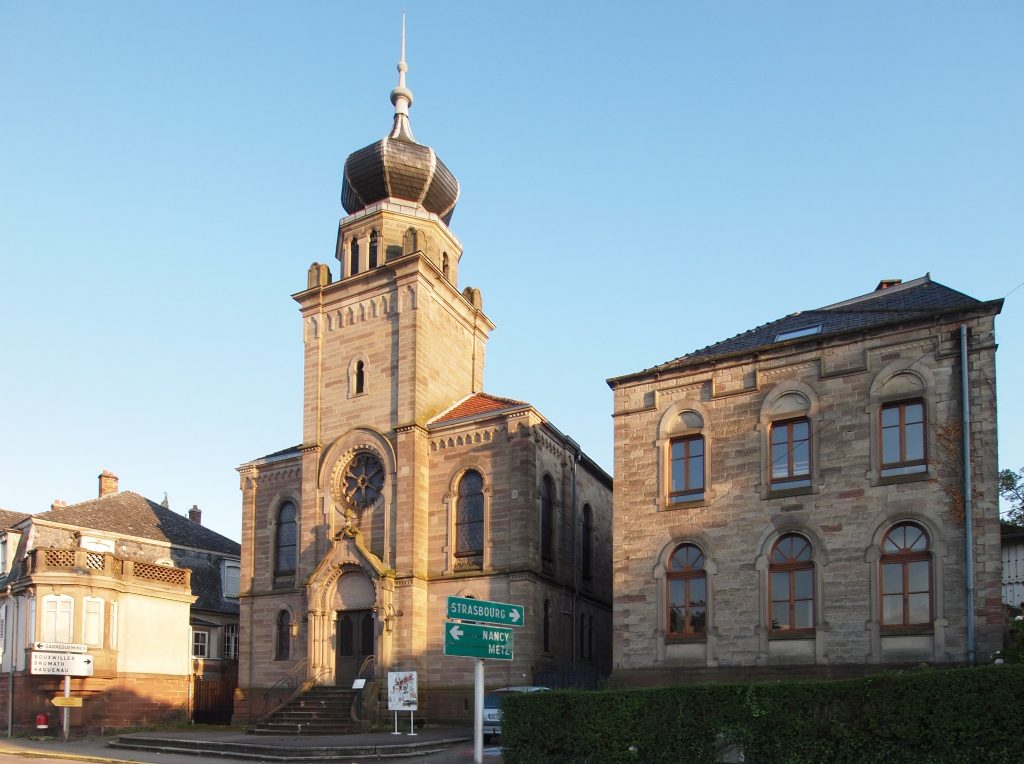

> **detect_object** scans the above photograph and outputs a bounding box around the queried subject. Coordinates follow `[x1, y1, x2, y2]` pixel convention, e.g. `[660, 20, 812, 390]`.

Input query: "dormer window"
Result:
[223, 560, 240, 599]
[775, 325, 822, 342]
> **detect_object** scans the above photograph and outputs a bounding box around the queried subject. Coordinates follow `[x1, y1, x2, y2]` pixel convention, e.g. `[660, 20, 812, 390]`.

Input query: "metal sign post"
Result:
[62, 675, 70, 743]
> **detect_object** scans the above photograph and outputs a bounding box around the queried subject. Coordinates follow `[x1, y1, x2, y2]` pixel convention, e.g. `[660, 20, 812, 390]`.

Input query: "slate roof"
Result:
[32, 492, 240, 556]
[610, 275, 1000, 384]
[0, 509, 30, 530]
[429, 392, 530, 425]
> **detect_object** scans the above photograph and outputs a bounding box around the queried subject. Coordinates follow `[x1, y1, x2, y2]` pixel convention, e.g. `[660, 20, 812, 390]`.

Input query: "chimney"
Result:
[875, 279, 902, 291]
[98, 470, 119, 497]
[51, 499, 67, 510]
[188, 505, 202, 525]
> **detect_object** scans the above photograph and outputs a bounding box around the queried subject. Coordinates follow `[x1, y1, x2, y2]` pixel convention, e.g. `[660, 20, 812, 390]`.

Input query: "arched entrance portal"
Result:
[333, 569, 376, 686]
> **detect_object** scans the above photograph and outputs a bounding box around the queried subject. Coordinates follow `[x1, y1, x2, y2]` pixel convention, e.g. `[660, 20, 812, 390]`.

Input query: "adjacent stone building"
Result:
[0, 472, 240, 732]
[607, 275, 1002, 683]
[233, 49, 612, 723]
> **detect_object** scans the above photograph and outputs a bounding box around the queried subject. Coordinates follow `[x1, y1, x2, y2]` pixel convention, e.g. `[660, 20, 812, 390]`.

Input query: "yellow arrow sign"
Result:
[50, 697, 83, 708]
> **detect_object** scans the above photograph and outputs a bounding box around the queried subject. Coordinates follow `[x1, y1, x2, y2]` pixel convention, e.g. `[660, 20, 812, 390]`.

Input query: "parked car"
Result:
[482, 686, 550, 742]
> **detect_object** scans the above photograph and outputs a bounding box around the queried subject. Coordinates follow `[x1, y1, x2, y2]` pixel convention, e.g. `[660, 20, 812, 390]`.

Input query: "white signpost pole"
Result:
[62, 675, 70, 743]
[473, 658, 484, 764]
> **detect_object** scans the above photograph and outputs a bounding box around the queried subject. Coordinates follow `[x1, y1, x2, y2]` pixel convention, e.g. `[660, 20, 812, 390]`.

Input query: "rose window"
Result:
[342, 452, 385, 509]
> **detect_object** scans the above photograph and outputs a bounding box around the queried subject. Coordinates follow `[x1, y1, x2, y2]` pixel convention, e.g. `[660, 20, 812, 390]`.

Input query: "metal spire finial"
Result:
[389, 12, 415, 141]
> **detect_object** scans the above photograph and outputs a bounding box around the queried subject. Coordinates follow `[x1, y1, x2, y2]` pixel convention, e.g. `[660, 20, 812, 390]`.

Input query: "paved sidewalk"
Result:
[0, 725, 476, 763]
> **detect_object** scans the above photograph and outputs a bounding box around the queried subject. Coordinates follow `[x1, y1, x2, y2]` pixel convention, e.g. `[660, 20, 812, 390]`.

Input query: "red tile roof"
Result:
[430, 393, 528, 425]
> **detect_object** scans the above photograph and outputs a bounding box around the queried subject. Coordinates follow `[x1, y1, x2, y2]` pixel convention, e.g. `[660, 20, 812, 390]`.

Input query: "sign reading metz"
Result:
[444, 622, 514, 660]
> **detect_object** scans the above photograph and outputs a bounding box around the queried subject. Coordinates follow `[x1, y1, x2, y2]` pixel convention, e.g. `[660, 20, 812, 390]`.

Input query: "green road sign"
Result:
[443, 621, 514, 660]
[446, 595, 525, 628]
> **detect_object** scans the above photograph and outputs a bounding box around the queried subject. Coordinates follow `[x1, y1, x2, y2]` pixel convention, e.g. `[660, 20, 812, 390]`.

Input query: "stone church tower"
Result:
[234, 34, 612, 724]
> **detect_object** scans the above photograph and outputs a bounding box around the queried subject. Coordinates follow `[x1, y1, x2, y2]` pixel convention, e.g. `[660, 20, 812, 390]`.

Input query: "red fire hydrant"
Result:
[35, 713, 48, 730]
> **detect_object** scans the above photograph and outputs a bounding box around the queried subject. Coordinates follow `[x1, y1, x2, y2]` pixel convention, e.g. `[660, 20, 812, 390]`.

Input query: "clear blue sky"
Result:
[2, 2, 1021, 541]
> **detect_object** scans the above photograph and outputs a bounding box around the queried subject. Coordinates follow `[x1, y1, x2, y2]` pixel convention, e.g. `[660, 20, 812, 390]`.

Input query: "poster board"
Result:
[387, 671, 418, 711]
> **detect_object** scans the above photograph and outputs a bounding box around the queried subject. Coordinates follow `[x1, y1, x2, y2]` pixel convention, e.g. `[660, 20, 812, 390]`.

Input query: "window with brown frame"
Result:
[880, 522, 932, 628]
[880, 400, 927, 477]
[769, 534, 814, 633]
[770, 418, 811, 489]
[666, 543, 707, 638]
[669, 435, 705, 503]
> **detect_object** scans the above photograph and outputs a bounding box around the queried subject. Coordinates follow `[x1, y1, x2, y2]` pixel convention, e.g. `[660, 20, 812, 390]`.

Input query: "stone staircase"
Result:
[250, 686, 368, 735]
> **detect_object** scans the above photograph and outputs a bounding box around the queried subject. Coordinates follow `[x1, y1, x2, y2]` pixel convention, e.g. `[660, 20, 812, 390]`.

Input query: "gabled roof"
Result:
[32, 492, 240, 556]
[610, 275, 1001, 384]
[0, 509, 30, 531]
[429, 392, 529, 426]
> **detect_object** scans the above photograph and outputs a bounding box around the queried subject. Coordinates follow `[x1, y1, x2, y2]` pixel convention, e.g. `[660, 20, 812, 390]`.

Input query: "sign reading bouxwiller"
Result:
[446, 596, 524, 628]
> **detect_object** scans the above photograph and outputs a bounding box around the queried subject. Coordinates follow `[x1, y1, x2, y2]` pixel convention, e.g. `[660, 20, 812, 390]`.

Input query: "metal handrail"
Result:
[257, 658, 308, 723]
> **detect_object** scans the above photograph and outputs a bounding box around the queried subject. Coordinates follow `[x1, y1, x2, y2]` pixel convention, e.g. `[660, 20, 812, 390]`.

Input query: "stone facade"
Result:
[608, 277, 1003, 684]
[234, 93, 612, 723]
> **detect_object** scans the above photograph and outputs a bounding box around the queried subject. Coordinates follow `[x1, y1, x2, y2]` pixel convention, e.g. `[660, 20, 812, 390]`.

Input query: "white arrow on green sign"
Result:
[443, 621, 514, 660]
[446, 595, 524, 627]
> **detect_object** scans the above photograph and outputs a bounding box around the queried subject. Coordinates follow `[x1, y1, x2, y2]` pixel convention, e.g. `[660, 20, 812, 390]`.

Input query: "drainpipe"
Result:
[960, 325, 975, 666]
[6, 587, 15, 737]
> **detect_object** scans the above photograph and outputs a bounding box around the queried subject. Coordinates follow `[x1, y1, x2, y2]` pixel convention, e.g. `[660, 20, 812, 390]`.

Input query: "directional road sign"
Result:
[33, 642, 87, 654]
[51, 697, 84, 708]
[443, 622, 514, 660]
[31, 652, 94, 677]
[446, 596, 524, 628]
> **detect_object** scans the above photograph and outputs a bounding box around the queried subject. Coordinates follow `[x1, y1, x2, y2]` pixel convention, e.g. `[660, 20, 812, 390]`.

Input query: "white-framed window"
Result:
[110, 602, 118, 649]
[222, 561, 240, 599]
[0, 603, 7, 665]
[223, 623, 239, 660]
[192, 629, 209, 658]
[83, 597, 104, 647]
[42, 595, 74, 644]
[0, 534, 7, 574]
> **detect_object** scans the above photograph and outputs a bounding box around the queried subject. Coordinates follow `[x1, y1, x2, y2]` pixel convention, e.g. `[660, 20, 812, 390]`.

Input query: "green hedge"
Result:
[501, 665, 1024, 763]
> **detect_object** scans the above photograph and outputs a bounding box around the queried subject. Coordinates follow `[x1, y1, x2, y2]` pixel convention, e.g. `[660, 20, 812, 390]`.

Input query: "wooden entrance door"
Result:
[336, 609, 374, 686]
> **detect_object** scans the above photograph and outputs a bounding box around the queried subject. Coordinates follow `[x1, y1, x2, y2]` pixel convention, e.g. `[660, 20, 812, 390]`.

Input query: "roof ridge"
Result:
[818, 273, 931, 311]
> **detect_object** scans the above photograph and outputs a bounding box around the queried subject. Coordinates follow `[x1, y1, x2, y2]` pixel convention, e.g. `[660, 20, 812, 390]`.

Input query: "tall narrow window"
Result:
[403, 228, 418, 255]
[770, 418, 811, 489]
[368, 230, 378, 269]
[581, 504, 593, 580]
[355, 361, 365, 395]
[881, 522, 932, 627]
[83, 597, 104, 647]
[41, 595, 73, 644]
[880, 401, 926, 476]
[666, 543, 707, 637]
[540, 475, 555, 562]
[349, 238, 359, 276]
[543, 599, 551, 652]
[670, 435, 705, 503]
[442, 253, 450, 280]
[275, 502, 297, 576]
[769, 534, 814, 633]
[455, 470, 484, 568]
[224, 624, 239, 660]
[275, 610, 291, 659]
[579, 613, 586, 658]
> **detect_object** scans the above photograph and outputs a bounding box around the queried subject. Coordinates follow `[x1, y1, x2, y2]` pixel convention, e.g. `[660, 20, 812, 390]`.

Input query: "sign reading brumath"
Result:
[31, 652, 94, 677]
[443, 622, 514, 660]
[446, 595, 524, 628]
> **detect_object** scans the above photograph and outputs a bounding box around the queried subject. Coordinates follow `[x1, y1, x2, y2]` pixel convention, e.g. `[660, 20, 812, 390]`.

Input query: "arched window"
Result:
[275, 501, 297, 576]
[581, 504, 593, 580]
[543, 599, 551, 652]
[442, 252, 450, 280]
[540, 475, 555, 562]
[403, 227, 418, 255]
[455, 470, 484, 566]
[666, 543, 706, 637]
[770, 418, 811, 489]
[769, 534, 814, 633]
[275, 610, 290, 660]
[881, 522, 932, 627]
[368, 230, 378, 269]
[349, 238, 359, 276]
[354, 360, 365, 395]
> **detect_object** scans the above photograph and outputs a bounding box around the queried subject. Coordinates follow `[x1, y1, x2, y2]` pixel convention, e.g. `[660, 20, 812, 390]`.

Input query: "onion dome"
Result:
[341, 20, 460, 225]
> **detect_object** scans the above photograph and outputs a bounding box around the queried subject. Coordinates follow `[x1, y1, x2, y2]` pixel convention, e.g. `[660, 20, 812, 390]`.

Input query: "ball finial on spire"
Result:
[389, 12, 415, 141]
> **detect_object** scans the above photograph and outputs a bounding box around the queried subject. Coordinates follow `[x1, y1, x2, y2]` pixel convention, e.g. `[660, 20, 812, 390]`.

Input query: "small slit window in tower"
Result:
[355, 360, 365, 395]
[442, 252, 450, 280]
[369, 230, 379, 269]
[349, 238, 359, 276]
